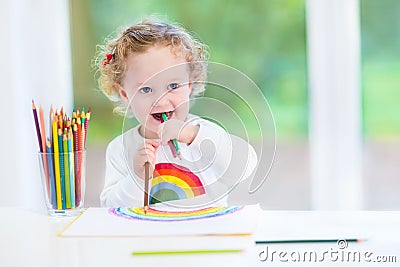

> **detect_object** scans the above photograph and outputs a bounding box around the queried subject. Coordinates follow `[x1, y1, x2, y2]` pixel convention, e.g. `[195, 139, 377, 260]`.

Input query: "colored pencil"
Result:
[77, 117, 82, 151]
[38, 105, 47, 152]
[255, 239, 364, 244]
[84, 109, 90, 146]
[80, 109, 86, 150]
[38, 105, 51, 196]
[49, 106, 53, 145]
[74, 121, 83, 206]
[46, 140, 57, 208]
[74, 150, 82, 207]
[81, 126, 86, 151]
[58, 128, 66, 210]
[81, 109, 86, 131]
[161, 113, 182, 160]
[63, 131, 71, 209]
[32, 100, 43, 151]
[52, 113, 62, 209]
[68, 131, 75, 207]
[143, 161, 150, 214]
[132, 249, 242, 256]
[73, 123, 79, 151]
[72, 123, 80, 206]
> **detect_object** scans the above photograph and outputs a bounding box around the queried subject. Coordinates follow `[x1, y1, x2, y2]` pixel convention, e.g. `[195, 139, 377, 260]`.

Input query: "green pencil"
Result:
[132, 249, 242, 256]
[63, 132, 71, 209]
[161, 112, 182, 159]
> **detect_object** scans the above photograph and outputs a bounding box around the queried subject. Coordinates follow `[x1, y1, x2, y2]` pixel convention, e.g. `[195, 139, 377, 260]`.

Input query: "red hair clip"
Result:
[103, 53, 113, 67]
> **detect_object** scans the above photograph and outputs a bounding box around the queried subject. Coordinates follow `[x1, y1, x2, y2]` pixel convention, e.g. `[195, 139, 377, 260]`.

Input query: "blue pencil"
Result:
[58, 129, 66, 210]
[46, 140, 57, 209]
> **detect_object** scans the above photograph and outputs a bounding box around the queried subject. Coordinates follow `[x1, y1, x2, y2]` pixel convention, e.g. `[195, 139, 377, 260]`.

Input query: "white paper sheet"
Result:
[59, 205, 260, 238]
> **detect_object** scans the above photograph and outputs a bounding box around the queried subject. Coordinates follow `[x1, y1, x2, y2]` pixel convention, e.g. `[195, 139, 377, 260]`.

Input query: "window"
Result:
[70, 0, 308, 208]
[361, 0, 400, 209]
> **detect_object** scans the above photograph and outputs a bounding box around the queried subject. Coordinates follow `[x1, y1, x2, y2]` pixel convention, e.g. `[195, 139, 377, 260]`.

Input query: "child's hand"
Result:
[158, 119, 200, 145]
[133, 139, 159, 180]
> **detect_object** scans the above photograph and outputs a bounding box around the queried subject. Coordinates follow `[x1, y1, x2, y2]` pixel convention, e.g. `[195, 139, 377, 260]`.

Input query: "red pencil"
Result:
[77, 117, 82, 151]
[72, 122, 82, 206]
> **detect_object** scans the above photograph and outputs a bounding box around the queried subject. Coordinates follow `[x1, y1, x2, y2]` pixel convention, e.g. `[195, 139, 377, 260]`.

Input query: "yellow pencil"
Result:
[52, 113, 62, 210]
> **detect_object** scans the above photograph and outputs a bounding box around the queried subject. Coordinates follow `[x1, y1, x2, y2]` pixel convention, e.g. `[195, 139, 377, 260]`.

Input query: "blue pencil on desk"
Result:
[161, 113, 182, 160]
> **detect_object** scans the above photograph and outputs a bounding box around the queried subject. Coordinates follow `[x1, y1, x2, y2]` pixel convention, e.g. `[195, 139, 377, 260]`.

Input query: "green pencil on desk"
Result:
[132, 249, 242, 256]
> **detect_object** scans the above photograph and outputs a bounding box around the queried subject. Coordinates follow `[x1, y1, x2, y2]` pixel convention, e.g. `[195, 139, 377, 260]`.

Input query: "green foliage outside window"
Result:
[70, 0, 399, 144]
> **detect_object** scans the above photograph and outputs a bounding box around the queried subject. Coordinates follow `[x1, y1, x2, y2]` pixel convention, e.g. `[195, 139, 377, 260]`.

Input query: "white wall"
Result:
[0, 0, 73, 212]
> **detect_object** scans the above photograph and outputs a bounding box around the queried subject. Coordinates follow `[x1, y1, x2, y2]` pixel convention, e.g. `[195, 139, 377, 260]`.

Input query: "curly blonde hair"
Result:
[94, 17, 209, 115]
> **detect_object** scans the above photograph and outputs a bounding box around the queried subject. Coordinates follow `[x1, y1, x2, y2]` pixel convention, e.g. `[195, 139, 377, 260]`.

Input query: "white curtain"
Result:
[0, 0, 73, 212]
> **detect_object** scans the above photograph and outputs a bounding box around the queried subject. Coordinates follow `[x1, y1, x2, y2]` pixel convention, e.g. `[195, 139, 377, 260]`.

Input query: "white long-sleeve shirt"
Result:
[100, 115, 257, 207]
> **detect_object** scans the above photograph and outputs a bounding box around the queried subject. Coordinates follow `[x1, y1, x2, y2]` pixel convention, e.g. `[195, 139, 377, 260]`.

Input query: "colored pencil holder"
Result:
[38, 150, 86, 216]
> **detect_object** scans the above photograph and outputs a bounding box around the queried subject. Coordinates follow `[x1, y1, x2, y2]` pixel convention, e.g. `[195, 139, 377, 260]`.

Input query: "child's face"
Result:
[118, 45, 192, 138]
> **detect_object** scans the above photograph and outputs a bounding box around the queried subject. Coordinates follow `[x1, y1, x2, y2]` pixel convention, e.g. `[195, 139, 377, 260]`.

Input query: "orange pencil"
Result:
[39, 106, 46, 153]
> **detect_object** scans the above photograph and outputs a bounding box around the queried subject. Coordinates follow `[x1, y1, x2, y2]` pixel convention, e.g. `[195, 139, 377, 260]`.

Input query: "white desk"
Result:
[1, 208, 399, 267]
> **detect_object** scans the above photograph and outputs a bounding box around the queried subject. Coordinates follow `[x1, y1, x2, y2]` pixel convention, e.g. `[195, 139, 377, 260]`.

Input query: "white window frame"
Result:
[306, 0, 363, 209]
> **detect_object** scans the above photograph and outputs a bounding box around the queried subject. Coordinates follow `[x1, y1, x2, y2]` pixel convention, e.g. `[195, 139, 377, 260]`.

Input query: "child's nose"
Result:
[153, 91, 171, 106]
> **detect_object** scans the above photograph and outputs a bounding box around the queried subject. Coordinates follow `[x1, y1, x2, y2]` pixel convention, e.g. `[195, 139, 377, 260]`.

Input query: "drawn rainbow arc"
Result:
[149, 163, 205, 204]
[109, 206, 244, 222]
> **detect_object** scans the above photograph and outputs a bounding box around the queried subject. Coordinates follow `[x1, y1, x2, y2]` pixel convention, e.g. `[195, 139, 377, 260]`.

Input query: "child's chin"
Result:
[140, 126, 158, 139]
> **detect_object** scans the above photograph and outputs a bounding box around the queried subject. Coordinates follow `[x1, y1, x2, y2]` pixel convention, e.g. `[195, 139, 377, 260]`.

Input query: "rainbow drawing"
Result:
[109, 206, 243, 222]
[149, 163, 205, 204]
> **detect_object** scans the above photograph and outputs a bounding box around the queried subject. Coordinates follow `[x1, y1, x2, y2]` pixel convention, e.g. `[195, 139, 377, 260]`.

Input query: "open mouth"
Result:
[151, 111, 173, 122]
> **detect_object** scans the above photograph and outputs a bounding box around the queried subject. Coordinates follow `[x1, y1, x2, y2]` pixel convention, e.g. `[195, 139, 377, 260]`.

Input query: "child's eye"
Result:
[167, 83, 180, 90]
[139, 87, 152, 94]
